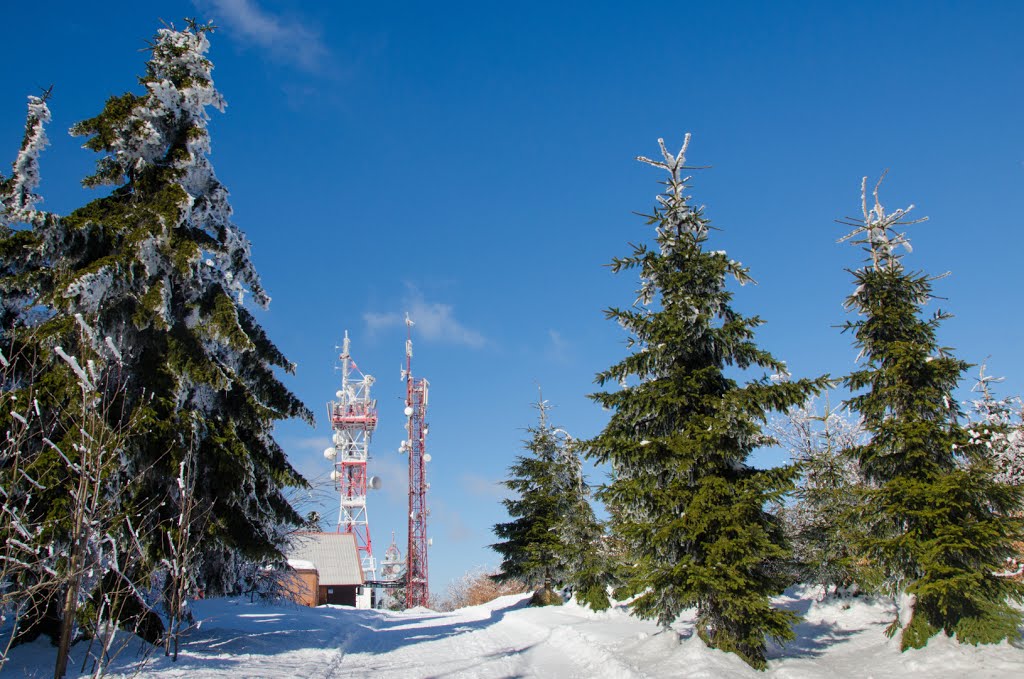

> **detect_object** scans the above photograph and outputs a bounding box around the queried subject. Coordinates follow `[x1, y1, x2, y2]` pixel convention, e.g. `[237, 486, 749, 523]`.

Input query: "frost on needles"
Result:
[838, 174, 1024, 650]
[0, 21, 313, 659]
[583, 135, 829, 670]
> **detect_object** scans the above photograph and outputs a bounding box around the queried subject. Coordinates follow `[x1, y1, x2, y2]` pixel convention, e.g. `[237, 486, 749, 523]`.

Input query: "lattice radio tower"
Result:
[325, 331, 379, 580]
[400, 314, 430, 607]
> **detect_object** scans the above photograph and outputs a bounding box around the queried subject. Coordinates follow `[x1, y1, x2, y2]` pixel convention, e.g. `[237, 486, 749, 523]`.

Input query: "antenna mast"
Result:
[325, 331, 379, 580]
[400, 314, 430, 607]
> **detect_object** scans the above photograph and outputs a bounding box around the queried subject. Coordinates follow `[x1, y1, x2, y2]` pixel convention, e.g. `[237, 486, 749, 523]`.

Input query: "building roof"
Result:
[286, 532, 364, 586]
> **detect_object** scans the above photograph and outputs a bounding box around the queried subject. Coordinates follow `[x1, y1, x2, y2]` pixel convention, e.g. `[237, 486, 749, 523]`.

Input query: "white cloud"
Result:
[460, 472, 501, 499]
[194, 0, 330, 72]
[363, 286, 487, 349]
[429, 497, 473, 544]
[545, 329, 571, 363]
[287, 435, 332, 453]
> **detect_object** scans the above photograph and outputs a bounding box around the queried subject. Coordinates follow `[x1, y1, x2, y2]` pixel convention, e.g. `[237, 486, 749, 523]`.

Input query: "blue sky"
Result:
[3, 0, 1022, 596]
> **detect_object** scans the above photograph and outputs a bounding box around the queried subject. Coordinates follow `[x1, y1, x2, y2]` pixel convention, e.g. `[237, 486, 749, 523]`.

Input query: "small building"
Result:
[285, 558, 319, 607]
[286, 532, 370, 608]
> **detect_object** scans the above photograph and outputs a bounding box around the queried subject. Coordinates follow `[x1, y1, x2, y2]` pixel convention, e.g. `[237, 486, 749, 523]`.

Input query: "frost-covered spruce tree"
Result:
[967, 365, 1024, 488]
[584, 135, 827, 670]
[557, 473, 612, 611]
[839, 176, 1024, 649]
[492, 397, 604, 606]
[24, 22, 312, 595]
[492, 398, 569, 598]
[0, 91, 55, 338]
[771, 397, 868, 594]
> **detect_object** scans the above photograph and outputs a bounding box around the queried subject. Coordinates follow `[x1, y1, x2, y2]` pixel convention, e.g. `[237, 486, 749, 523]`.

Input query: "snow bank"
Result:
[4, 589, 1022, 677]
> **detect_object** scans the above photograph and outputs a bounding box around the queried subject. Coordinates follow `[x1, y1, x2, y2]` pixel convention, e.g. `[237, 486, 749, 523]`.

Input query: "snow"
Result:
[4, 587, 1021, 677]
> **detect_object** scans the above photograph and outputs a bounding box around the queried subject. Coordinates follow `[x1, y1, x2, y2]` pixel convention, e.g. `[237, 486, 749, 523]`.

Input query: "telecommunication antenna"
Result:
[324, 332, 380, 580]
[400, 314, 430, 607]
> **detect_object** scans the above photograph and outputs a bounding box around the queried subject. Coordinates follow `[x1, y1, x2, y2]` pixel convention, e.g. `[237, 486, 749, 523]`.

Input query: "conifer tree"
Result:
[558, 480, 612, 611]
[1, 91, 55, 340]
[584, 135, 827, 669]
[838, 175, 1024, 649]
[492, 396, 606, 607]
[492, 398, 571, 597]
[967, 365, 1024, 488]
[3, 22, 312, 601]
[771, 397, 868, 594]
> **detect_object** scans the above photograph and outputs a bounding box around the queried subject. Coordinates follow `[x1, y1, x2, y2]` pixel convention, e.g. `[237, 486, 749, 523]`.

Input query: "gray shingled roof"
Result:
[286, 532, 364, 586]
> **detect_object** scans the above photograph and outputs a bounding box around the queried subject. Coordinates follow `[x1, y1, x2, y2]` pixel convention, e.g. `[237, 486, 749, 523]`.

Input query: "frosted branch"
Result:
[837, 172, 928, 271]
[54, 346, 94, 391]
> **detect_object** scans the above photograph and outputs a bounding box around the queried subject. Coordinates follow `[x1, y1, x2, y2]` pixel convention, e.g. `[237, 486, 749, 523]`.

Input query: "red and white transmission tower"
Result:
[325, 331, 379, 580]
[400, 314, 430, 607]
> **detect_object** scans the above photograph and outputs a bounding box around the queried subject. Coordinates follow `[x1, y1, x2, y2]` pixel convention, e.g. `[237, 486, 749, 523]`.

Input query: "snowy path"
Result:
[5, 590, 1023, 677]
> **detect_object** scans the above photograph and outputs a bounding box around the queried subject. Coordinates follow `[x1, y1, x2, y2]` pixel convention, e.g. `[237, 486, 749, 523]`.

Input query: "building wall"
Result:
[320, 584, 358, 607]
[356, 586, 373, 610]
[289, 569, 319, 607]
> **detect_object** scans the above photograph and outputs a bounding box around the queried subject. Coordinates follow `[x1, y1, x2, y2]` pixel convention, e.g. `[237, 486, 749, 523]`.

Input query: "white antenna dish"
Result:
[324, 447, 337, 460]
[330, 470, 340, 481]
[423, 453, 432, 463]
[404, 406, 414, 417]
[369, 476, 382, 490]
[336, 390, 344, 399]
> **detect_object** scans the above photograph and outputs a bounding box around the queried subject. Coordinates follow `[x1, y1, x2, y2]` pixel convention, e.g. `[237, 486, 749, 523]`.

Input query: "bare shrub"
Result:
[439, 567, 529, 611]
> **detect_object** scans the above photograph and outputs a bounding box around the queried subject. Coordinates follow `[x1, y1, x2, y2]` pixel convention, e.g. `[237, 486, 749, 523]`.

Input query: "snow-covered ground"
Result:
[5, 588, 1023, 677]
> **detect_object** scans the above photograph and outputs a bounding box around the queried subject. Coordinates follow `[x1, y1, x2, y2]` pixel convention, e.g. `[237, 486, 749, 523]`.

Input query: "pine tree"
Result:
[3, 22, 313, 603]
[838, 175, 1024, 649]
[584, 135, 827, 669]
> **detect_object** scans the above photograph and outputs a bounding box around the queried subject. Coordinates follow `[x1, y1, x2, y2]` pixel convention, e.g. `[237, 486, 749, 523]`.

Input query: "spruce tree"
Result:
[492, 396, 607, 607]
[557, 478, 613, 611]
[771, 398, 868, 594]
[839, 175, 1024, 649]
[492, 398, 571, 598]
[584, 135, 827, 669]
[967, 366, 1024, 488]
[4, 22, 312, 600]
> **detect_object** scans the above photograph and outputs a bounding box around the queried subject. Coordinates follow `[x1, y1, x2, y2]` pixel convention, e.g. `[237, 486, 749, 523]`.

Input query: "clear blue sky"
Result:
[3, 0, 1022, 596]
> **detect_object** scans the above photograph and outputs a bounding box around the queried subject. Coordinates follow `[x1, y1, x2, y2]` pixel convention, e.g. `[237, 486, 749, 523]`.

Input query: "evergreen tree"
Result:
[558, 480, 613, 611]
[584, 135, 827, 669]
[1, 91, 55, 342]
[2, 22, 312, 604]
[771, 397, 869, 594]
[492, 396, 607, 607]
[838, 175, 1024, 649]
[967, 365, 1024, 488]
[492, 398, 571, 595]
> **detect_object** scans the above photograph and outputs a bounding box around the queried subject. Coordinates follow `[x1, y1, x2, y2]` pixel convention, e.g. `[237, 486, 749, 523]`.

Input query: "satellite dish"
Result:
[336, 390, 344, 399]
[404, 406, 414, 417]
[330, 470, 340, 481]
[333, 432, 344, 445]
[368, 476, 382, 490]
[423, 453, 432, 463]
[324, 447, 337, 460]
[428, 538, 433, 546]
